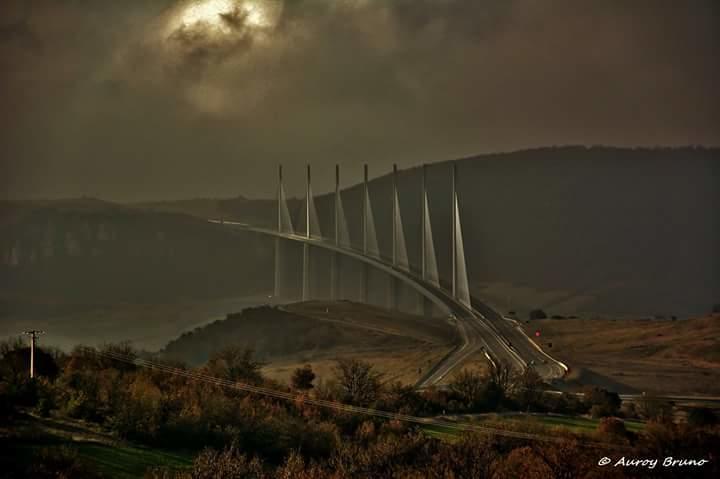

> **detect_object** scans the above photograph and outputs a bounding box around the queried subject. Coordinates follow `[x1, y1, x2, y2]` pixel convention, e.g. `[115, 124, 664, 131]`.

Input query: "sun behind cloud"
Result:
[169, 0, 279, 36]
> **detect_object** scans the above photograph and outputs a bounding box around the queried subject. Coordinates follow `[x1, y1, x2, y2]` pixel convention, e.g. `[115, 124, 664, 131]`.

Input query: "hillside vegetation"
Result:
[162, 301, 457, 385]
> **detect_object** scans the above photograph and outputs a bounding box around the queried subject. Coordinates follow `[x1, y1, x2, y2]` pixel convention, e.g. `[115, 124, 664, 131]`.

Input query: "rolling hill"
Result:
[161, 301, 458, 385]
[140, 146, 719, 320]
[521, 314, 720, 395]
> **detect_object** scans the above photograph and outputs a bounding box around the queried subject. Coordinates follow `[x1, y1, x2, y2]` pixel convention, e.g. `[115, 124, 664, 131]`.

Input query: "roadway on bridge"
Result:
[211, 220, 566, 387]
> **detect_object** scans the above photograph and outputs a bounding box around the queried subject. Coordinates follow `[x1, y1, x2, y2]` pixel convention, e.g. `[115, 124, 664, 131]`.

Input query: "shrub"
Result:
[29, 446, 102, 478]
[597, 417, 628, 438]
[687, 408, 718, 428]
[190, 446, 265, 479]
[583, 387, 621, 418]
[529, 309, 548, 320]
[334, 359, 383, 406]
[291, 365, 316, 390]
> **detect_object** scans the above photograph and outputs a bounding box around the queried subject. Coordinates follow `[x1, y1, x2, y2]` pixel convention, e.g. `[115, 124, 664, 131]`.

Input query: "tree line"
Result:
[1, 340, 718, 478]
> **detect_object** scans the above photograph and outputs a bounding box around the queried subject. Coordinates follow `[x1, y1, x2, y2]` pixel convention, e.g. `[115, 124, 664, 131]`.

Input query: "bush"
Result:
[597, 417, 628, 438]
[334, 359, 383, 406]
[583, 387, 621, 418]
[190, 446, 265, 479]
[291, 365, 316, 390]
[529, 309, 547, 320]
[29, 446, 102, 478]
[638, 395, 674, 423]
[687, 408, 718, 428]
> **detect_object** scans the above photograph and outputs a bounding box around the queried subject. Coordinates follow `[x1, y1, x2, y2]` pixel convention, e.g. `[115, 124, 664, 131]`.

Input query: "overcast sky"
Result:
[1, 0, 718, 201]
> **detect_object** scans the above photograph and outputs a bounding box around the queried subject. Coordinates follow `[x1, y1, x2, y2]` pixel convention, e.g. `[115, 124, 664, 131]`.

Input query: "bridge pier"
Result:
[389, 276, 398, 310]
[360, 263, 368, 303]
[268, 161, 468, 315]
[330, 164, 340, 301]
[330, 252, 337, 300]
[361, 164, 369, 304]
[273, 238, 281, 298]
[302, 244, 310, 301]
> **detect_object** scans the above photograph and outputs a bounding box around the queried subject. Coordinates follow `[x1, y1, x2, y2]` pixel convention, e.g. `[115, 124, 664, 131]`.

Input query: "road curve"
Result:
[210, 220, 566, 386]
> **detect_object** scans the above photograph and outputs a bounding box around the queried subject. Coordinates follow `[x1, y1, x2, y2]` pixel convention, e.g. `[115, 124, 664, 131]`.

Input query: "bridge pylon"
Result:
[451, 162, 471, 309]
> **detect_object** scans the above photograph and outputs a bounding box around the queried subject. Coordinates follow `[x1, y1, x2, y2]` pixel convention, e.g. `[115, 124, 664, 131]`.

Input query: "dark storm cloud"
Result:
[1, 0, 718, 201]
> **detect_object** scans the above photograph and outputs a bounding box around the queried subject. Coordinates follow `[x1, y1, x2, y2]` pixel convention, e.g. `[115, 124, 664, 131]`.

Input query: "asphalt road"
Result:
[211, 219, 567, 387]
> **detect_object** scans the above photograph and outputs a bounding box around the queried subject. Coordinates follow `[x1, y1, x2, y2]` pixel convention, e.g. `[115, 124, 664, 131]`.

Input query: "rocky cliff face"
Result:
[0, 200, 273, 305]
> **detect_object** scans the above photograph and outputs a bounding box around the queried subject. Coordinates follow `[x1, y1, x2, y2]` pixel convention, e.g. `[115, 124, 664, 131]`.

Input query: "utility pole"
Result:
[22, 330, 45, 379]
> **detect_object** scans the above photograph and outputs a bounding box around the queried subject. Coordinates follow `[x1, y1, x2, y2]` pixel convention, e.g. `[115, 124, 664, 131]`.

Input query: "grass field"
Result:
[1, 413, 193, 478]
[162, 301, 458, 386]
[8, 439, 193, 479]
[421, 414, 646, 440]
[499, 414, 646, 434]
[521, 315, 720, 395]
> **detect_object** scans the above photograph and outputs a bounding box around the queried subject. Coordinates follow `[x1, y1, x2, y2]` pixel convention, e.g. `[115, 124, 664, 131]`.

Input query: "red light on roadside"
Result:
[535, 330, 541, 337]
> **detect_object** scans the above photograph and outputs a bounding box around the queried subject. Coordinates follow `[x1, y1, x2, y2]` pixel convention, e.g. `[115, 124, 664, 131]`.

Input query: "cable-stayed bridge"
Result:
[210, 162, 567, 387]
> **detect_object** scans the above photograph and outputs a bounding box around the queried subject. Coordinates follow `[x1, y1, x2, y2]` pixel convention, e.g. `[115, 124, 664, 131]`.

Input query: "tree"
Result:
[189, 446, 265, 479]
[529, 309, 547, 320]
[583, 387, 621, 418]
[513, 367, 543, 411]
[1, 344, 59, 382]
[449, 369, 485, 410]
[204, 347, 265, 385]
[495, 446, 550, 479]
[291, 364, 316, 390]
[597, 417, 628, 439]
[687, 407, 718, 428]
[486, 362, 514, 408]
[28, 446, 104, 479]
[333, 359, 383, 406]
[637, 394, 674, 423]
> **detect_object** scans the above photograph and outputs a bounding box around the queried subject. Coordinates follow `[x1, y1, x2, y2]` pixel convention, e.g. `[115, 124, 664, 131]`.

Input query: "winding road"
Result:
[210, 219, 567, 387]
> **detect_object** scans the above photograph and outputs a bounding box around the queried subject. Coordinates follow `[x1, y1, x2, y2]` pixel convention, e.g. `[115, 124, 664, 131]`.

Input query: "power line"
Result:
[82, 347, 620, 449]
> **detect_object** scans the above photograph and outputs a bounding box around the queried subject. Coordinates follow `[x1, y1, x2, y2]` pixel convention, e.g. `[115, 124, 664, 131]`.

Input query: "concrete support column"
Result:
[421, 164, 427, 281]
[331, 164, 340, 300]
[361, 164, 369, 303]
[274, 238, 281, 298]
[302, 243, 309, 301]
[302, 164, 311, 301]
[451, 162, 457, 299]
[274, 165, 282, 299]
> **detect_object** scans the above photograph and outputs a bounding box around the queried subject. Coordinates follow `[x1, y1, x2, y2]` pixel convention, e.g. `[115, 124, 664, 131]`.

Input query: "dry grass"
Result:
[521, 314, 720, 395]
[159, 300, 456, 386]
[261, 301, 457, 385]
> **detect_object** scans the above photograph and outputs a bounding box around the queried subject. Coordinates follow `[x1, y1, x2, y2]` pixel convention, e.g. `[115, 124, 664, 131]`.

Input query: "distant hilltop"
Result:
[207, 146, 720, 319]
[3, 146, 718, 318]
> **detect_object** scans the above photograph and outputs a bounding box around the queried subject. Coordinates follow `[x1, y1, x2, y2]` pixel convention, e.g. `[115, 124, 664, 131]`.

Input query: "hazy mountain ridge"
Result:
[171, 146, 719, 318]
[5, 146, 716, 320]
[0, 199, 273, 306]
